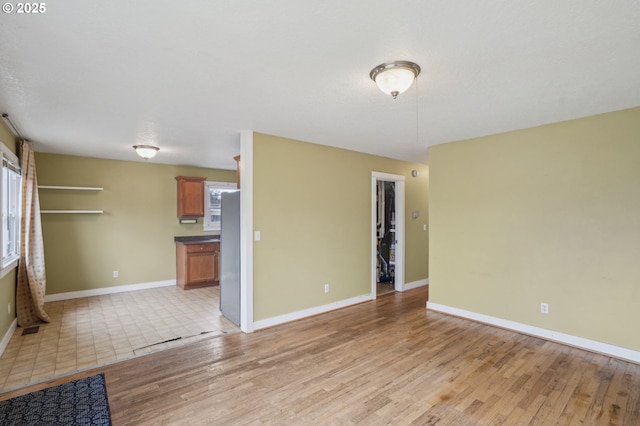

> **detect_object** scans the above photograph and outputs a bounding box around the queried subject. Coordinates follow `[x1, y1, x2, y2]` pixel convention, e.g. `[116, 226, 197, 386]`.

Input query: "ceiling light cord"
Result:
[415, 77, 419, 148]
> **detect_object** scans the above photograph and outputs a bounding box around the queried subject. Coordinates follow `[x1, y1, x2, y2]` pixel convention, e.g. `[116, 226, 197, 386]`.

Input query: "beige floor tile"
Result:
[30, 365, 55, 378]
[1, 344, 21, 357]
[18, 341, 41, 352]
[38, 339, 59, 350]
[76, 355, 98, 370]
[96, 354, 117, 365]
[115, 352, 134, 361]
[3, 376, 31, 390]
[54, 366, 76, 377]
[0, 363, 14, 376]
[55, 344, 76, 355]
[76, 346, 97, 358]
[93, 341, 114, 351]
[5, 367, 32, 382]
[15, 347, 40, 360]
[58, 337, 76, 347]
[41, 330, 61, 340]
[29, 370, 54, 383]
[8, 362, 35, 377]
[32, 359, 56, 371]
[54, 358, 77, 370]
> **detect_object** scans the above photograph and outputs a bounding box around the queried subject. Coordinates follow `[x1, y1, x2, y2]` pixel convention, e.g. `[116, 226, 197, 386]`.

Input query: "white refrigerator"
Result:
[220, 190, 241, 326]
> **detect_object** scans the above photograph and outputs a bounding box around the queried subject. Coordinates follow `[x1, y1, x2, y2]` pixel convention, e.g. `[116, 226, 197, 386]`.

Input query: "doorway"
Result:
[371, 172, 404, 298]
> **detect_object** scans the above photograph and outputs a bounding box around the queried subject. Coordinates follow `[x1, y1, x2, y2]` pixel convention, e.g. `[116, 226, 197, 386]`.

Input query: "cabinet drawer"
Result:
[186, 243, 215, 253]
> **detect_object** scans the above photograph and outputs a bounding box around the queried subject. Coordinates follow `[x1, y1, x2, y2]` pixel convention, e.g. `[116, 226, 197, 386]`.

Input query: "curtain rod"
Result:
[1, 113, 26, 140]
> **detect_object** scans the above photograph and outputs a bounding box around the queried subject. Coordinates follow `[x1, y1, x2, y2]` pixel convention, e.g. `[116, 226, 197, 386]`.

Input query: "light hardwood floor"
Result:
[1, 286, 639, 425]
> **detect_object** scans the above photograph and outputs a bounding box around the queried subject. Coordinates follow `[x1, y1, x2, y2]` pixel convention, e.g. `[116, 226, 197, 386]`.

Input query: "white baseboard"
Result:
[427, 302, 640, 364]
[253, 294, 373, 331]
[44, 280, 176, 302]
[401, 278, 428, 291]
[0, 318, 17, 357]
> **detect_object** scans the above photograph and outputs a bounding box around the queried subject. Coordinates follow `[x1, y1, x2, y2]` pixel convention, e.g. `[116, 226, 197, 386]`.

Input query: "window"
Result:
[0, 142, 21, 277]
[203, 181, 237, 231]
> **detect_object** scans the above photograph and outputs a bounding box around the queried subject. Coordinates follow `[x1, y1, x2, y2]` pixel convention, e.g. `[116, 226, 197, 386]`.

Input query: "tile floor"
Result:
[0, 285, 239, 393]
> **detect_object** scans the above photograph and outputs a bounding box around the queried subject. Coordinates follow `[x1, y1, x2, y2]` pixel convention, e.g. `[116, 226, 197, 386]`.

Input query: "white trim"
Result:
[203, 181, 237, 231]
[44, 279, 175, 302]
[0, 318, 17, 357]
[395, 180, 404, 292]
[371, 176, 377, 297]
[0, 141, 21, 276]
[239, 131, 254, 333]
[0, 141, 19, 166]
[427, 302, 640, 364]
[0, 259, 17, 279]
[372, 171, 406, 181]
[400, 278, 428, 291]
[253, 294, 372, 330]
[371, 172, 405, 297]
[41, 210, 103, 214]
[38, 186, 103, 191]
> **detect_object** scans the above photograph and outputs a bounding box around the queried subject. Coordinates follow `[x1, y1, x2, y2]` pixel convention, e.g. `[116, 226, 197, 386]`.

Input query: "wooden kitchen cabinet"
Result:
[175, 176, 206, 217]
[176, 242, 220, 289]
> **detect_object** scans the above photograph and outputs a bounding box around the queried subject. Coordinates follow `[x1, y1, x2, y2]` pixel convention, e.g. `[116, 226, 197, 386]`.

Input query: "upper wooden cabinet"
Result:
[175, 176, 206, 218]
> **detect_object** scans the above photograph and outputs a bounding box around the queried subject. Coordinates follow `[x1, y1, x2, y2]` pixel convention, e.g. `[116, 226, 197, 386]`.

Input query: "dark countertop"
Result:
[174, 235, 220, 245]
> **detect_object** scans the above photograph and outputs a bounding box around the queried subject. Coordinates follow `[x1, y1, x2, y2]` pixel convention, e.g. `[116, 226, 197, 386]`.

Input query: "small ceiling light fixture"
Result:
[133, 144, 159, 159]
[370, 61, 421, 99]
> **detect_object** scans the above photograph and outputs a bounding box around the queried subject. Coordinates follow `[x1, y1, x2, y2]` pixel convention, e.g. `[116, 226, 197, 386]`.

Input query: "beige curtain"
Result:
[16, 140, 50, 326]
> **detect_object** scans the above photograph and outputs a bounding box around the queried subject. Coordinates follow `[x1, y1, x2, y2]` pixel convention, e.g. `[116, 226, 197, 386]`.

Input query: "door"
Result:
[376, 181, 396, 295]
[371, 172, 405, 297]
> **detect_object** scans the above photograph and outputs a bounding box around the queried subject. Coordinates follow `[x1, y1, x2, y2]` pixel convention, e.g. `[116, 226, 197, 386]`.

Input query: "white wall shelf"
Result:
[38, 185, 103, 191]
[39, 185, 104, 214]
[41, 210, 104, 214]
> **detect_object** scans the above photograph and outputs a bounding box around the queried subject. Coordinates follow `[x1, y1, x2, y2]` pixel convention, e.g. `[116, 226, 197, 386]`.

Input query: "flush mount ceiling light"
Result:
[370, 61, 421, 99]
[133, 144, 159, 159]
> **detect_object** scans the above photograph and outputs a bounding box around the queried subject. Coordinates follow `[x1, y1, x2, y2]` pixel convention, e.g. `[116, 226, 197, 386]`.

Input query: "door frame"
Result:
[371, 172, 405, 297]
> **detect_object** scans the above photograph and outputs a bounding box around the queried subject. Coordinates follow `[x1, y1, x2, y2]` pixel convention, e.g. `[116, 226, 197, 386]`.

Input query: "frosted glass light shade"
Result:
[370, 61, 421, 99]
[133, 144, 159, 159]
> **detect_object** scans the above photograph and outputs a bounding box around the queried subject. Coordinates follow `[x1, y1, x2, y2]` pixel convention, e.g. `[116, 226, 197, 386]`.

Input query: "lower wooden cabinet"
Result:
[176, 242, 219, 289]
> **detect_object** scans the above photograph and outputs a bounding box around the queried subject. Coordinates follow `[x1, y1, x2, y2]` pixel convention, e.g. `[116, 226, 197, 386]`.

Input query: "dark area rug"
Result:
[0, 373, 111, 425]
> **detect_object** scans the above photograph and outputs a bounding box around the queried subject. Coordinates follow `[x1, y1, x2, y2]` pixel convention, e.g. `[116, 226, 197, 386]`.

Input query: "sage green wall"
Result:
[35, 153, 235, 295]
[253, 133, 429, 321]
[0, 121, 17, 339]
[429, 107, 640, 351]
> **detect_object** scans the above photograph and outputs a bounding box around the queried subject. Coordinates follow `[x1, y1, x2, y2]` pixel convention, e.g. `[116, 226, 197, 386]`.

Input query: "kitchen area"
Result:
[173, 172, 241, 326]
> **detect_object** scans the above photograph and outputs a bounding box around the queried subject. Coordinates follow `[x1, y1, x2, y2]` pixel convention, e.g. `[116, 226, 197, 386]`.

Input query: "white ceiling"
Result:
[1, 1, 639, 170]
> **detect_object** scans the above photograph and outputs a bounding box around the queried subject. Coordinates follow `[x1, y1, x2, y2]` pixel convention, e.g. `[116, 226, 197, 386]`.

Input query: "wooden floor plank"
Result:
[1, 286, 639, 425]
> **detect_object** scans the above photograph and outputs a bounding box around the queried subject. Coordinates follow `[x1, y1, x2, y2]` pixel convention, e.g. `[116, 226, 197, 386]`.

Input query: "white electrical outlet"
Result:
[113, 270, 119, 278]
[541, 303, 549, 314]
[324, 284, 329, 293]
[7, 303, 10, 315]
